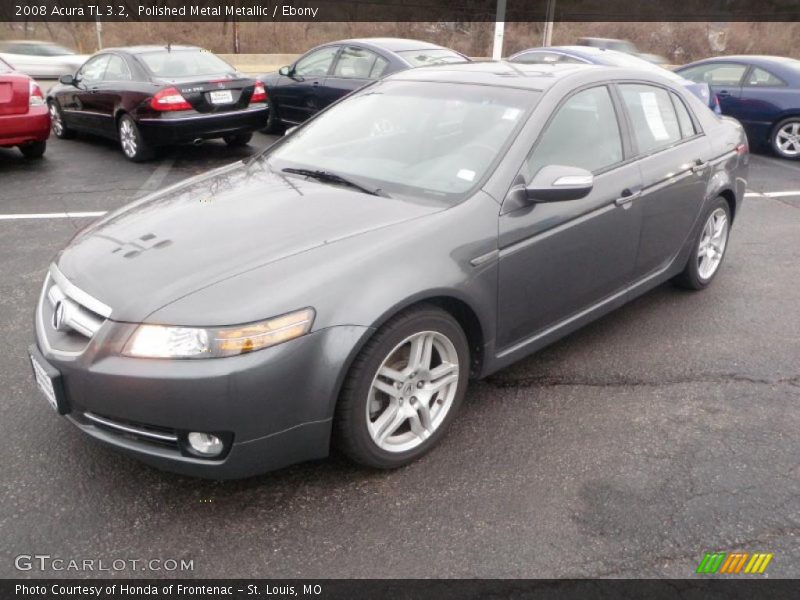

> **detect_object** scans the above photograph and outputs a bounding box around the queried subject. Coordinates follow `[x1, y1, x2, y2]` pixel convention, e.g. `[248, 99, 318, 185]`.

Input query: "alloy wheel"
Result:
[119, 118, 137, 158]
[366, 330, 460, 453]
[49, 103, 63, 136]
[775, 121, 800, 158]
[697, 207, 729, 280]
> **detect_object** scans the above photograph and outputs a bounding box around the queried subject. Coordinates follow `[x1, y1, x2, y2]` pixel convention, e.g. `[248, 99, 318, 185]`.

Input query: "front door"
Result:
[497, 85, 643, 350]
[274, 45, 339, 124]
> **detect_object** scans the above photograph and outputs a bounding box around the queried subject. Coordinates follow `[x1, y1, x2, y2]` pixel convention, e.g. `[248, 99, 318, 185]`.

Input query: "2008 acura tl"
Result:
[30, 62, 748, 479]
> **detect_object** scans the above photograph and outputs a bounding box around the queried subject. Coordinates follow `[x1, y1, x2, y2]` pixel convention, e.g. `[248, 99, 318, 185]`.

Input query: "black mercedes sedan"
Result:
[47, 45, 268, 161]
[258, 37, 468, 132]
[30, 62, 747, 479]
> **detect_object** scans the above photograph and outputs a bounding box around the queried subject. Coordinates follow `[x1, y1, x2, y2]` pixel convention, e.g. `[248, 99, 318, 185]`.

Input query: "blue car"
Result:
[508, 46, 720, 115]
[676, 56, 800, 160]
[259, 38, 468, 133]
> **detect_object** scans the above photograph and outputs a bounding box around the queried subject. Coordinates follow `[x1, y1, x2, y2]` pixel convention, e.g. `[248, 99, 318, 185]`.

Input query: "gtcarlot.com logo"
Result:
[14, 554, 194, 572]
[696, 551, 773, 575]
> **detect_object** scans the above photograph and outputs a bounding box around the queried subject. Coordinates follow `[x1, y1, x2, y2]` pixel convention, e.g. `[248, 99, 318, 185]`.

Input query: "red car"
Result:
[0, 56, 49, 158]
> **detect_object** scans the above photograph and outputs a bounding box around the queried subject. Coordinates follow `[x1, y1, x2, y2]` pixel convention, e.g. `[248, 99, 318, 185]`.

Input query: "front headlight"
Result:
[123, 308, 315, 359]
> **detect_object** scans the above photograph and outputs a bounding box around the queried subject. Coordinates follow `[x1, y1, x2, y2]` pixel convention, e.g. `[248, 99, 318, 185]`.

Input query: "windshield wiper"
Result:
[282, 168, 389, 197]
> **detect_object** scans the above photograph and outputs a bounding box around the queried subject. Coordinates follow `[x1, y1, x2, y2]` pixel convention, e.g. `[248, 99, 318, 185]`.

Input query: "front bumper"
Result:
[0, 105, 50, 147]
[137, 104, 268, 146]
[32, 323, 370, 479]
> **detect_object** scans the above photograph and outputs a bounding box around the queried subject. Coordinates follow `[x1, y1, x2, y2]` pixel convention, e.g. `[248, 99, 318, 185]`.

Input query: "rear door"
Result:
[497, 85, 643, 349]
[736, 65, 793, 144]
[679, 62, 747, 119]
[322, 46, 390, 108]
[272, 45, 339, 124]
[616, 83, 712, 278]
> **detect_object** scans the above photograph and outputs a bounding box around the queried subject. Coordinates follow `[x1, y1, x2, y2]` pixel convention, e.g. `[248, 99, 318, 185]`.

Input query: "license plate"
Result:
[209, 90, 234, 105]
[30, 353, 58, 412]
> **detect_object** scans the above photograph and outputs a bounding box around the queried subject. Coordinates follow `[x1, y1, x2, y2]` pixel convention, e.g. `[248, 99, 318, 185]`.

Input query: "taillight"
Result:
[250, 81, 267, 104]
[150, 87, 192, 111]
[29, 80, 45, 106]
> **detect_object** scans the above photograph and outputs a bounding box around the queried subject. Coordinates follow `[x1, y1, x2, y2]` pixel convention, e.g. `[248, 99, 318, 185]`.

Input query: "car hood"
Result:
[55, 161, 444, 323]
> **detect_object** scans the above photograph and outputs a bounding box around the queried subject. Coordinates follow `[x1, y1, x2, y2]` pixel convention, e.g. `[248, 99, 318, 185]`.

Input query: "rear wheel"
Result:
[771, 117, 800, 160]
[673, 197, 731, 290]
[48, 101, 75, 139]
[223, 133, 253, 147]
[334, 305, 469, 469]
[19, 140, 46, 159]
[118, 114, 153, 162]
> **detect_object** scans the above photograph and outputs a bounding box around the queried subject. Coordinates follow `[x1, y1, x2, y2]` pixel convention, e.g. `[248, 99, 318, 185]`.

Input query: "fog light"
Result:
[187, 432, 224, 457]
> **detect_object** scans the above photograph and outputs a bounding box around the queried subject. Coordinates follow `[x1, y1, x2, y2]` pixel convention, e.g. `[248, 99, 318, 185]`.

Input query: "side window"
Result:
[746, 67, 786, 87]
[78, 55, 111, 83]
[104, 55, 132, 81]
[513, 52, 561, 65]
[671, 92, 696, 138]
[333, 46, 381, 79]
[619, 84, 681, 154]
[680, 63, 746, 86]
[294, 46, 338, 78]
[526, 86, 623, 177]
[370, 56, 390, 78]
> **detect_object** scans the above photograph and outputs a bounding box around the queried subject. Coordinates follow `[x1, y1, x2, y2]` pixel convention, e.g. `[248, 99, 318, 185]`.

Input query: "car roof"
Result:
[102, 45, 203, 55]
[338, 38, 449, 52]
[386, 60, 674, 91]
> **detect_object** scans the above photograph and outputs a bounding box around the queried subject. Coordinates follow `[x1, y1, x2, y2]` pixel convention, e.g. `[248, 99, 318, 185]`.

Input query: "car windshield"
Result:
[266, 80, 537, 201]
[138, 49, 235, 78]
[396, 49, 467, 66]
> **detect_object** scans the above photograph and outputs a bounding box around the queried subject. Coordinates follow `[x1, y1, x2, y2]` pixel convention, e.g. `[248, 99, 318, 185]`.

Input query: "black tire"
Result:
[19, 140, 46, 159]
[223, 133, 253, 147]
[334, 304, 470, 469]
[261, 99, 283, 134]
[673, 197, 731, 290]
[771, 117, 800, 160]
[48, 100, 75, 139]
[118, 114, 154, 162]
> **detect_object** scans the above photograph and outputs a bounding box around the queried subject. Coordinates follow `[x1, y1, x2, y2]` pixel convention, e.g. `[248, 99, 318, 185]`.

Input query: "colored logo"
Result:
[696, 552, 773, 574]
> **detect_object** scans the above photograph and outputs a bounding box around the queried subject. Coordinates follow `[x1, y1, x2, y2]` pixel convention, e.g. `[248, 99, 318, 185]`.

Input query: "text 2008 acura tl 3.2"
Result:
[30, 62, 748, 479]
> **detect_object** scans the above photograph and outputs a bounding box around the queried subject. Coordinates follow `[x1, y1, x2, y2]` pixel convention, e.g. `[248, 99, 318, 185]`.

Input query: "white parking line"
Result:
[746, 190, 800, 198]
[0, 211, 107, 220]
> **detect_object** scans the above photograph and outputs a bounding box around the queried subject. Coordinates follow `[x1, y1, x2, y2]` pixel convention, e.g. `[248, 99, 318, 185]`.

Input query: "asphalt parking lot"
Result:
[1, 132, 799, 579]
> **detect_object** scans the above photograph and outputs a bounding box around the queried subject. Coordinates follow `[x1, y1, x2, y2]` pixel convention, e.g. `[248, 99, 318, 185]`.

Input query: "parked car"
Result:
[509, 46, 720, 114]
[30, 62, 747, 478]
[47, 45, 268, 161]
[0, 56, 49, 158]
[676, 55, 800, 159]
[258, 38, 469, 133]
[577, 37, 668, 65]
[0, 40, 88, 79]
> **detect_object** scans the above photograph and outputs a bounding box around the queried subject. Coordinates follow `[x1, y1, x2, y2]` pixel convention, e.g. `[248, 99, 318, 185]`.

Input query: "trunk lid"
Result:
[154, 73, 256, 113]
[0, 73, 30, 116]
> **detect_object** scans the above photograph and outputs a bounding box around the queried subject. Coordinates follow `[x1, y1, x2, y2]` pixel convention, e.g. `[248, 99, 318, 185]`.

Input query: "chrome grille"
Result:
[37, 264, 112, 356]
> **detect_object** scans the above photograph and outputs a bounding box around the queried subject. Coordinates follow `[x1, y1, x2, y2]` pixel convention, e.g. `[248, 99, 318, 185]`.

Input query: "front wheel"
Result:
[334, 305, 470, 469]
[261, 99, 283, 135]
[223, 133, 253, 147]
[118, 114, 153, 162]
[48, 101, 75, 139]
[673, 197, 731, 290]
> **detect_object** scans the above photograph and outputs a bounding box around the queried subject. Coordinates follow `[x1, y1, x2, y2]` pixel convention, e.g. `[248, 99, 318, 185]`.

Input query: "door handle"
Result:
[717, 90, 731, 97]
[615, 188, 641, 207]
[691, 159, 708, 173]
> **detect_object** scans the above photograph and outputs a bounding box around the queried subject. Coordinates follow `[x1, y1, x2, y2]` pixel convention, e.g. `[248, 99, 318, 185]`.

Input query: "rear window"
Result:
[138, 50, 235, 78]
[396, 49, 467, 67]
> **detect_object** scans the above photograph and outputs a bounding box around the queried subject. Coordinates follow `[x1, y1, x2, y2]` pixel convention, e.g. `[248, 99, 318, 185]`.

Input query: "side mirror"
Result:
[59, 74, 75, 85]
[278, 65, 292, 76]
[525, 165, 594, 202]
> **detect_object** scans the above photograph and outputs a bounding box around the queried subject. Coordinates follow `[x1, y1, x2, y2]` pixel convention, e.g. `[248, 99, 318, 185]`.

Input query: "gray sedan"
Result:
[30, 62, 748, 479]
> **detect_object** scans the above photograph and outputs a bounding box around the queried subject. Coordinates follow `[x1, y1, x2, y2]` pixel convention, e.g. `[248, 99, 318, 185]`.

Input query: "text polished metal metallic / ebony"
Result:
[31, 62, 748, 479]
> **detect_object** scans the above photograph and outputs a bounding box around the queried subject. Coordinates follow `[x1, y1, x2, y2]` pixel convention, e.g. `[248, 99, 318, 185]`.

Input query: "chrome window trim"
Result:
[138, 104, 267, 123]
